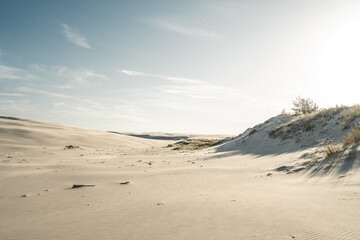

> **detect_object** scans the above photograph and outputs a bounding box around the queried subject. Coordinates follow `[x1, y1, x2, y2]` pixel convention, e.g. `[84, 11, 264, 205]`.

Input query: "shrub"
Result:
[291, 96, 319, 115]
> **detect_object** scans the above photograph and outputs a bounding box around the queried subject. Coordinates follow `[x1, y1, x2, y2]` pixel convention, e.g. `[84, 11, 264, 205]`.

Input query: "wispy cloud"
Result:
[70, 69, 108, 84]
[119, 69, 243, 100]
[147, 19, 217, 38]
[0, 64, 35, 80]
[61, 23, 91, 49]
[119, 69, 205, 84]
[18, 87, 76, 99]
[30, 64, 107, 87]
[0, 92, 25, 97]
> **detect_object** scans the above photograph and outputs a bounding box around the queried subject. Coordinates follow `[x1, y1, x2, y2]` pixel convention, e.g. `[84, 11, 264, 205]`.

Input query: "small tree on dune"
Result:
[291, 96, 319, 115]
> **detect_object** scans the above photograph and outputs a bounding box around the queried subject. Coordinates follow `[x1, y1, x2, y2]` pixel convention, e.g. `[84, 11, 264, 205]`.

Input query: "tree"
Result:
[291, 96, 319, 115]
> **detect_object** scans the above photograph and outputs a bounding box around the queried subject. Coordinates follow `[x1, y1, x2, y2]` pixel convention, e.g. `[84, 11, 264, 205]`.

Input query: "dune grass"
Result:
[325, 144, 342, 157]
[172, 138, 226, 150]
[321, 126, 359, 161]
[269, 106, 352, 139]
[342, 126, 360, 148]
[339, 105, 360, 129]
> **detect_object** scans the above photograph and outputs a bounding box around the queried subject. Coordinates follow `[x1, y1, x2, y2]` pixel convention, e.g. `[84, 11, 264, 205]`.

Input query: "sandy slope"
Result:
[0, 116, 359, 240]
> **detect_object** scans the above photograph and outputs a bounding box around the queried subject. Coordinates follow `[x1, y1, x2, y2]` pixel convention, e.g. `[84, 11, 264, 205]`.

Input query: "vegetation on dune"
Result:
[269, 97, 359, 141]
[171, 138, 226, 150]
[269, 112, 320, 139]
[291, 96, 319, 115]
[244, 97, 359, 174]
[342, 126, 360, 148]
[339, 104, 360, 129]
[314, 126, 359, 166]
[270, 97, 321, 139]
[324, 144, 342, 157]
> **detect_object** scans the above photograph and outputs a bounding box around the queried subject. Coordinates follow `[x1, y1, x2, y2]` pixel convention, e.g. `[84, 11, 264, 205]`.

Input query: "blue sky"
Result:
[1, 0, 359, 134]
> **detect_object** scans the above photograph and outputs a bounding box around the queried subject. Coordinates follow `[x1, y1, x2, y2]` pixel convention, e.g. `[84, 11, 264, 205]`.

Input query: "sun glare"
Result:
[310, 5, 360, 107]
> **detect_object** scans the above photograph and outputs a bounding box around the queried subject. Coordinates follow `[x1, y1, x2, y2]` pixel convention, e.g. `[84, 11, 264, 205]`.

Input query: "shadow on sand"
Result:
[209, 137, 309, 160]
[107, 131, 189, 141]
[211, 137, 359, 178]
[273, 149, 360, 178]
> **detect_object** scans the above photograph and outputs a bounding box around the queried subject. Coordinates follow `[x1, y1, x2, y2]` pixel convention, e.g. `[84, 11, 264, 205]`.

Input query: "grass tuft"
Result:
[342, 126, 360, 148]
[173, 138, 226, 150]
[339, 105, 360, 129]
[324, 144, 342, 156]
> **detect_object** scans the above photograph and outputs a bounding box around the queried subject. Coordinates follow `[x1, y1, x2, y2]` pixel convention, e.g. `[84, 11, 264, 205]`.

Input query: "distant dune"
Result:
[0, 116, 169, 151]
[0, 107, 359, 240]
[108, 131, 233, 141]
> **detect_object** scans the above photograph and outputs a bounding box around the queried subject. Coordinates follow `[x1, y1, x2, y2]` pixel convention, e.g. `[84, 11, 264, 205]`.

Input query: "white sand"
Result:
[0, 116, 359, 240]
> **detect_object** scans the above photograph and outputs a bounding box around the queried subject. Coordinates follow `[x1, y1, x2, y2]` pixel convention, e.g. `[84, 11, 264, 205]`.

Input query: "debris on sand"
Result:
[120, 181, 130, 185]
[64, 145, 80, 150]
[71, 184, 95, 189]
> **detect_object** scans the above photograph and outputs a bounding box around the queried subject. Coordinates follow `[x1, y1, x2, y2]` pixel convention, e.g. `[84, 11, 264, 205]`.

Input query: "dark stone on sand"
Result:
[64, 145, 80, 150]
[71, 184, 95, 189]
[120, 181, 130, 185]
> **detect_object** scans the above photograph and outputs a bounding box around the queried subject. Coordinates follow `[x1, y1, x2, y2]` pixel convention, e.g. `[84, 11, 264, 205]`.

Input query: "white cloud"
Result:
[30, 64, 107, 87]
[119, 69, 205, 84]
[0, 64, 35, 80]
[147, 19, 217, 38]
[61, 23, 91, 49]
[159, 83, 240, 100]
[70, 69, 107, 84]
[0, 92, 25, 97]
[18, 87, 76, 99]
[119, 69, 246, 100]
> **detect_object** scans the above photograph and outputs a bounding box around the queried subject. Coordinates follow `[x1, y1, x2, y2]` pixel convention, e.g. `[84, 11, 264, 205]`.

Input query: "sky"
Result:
[0, 0, 359, 134]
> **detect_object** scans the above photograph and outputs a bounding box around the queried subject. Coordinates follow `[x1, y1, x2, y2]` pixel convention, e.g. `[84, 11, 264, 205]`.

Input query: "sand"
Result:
[0, 116, 359, 240]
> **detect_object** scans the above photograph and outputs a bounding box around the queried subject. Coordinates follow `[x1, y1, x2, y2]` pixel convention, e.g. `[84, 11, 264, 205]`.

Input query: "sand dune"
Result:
[0, 116, 170, 151]
[0, 113, 359, 240]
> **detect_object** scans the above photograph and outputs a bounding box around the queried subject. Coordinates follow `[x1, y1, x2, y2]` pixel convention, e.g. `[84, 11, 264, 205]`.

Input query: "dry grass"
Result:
[342, 126, 360, 148]
[269, 106, 349, 139]
[325, 144, 342, 156]
[269, 113, 318, 139]
[339, 105, 360, 129]
[173, 138, 226, 150]
[302, 115, 315, 131]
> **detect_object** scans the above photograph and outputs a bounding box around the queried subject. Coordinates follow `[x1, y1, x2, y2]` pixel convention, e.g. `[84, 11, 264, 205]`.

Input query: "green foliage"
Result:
[291, 96, 319, 115]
